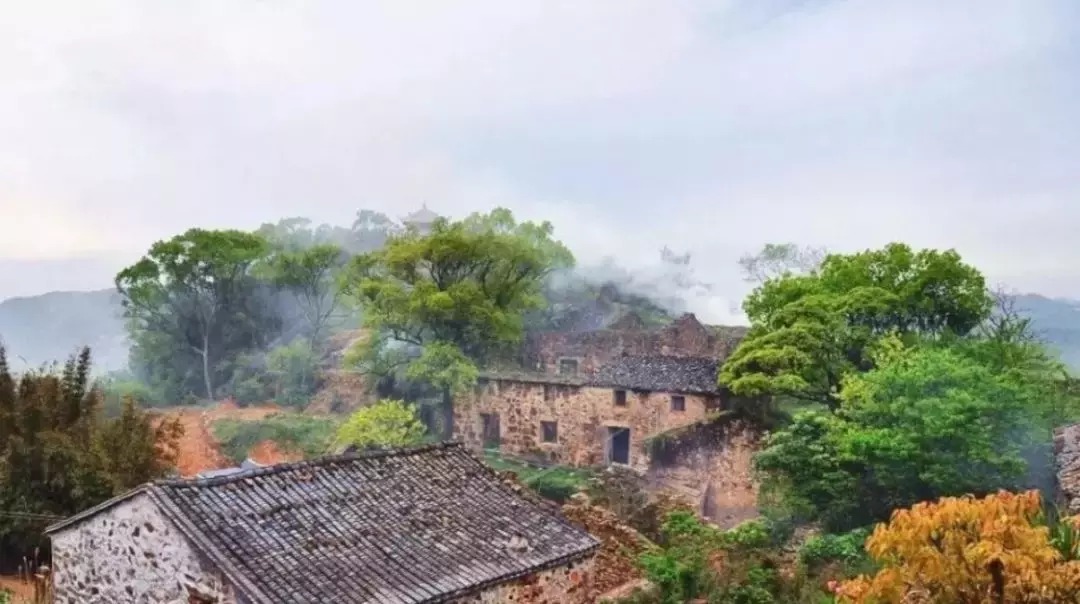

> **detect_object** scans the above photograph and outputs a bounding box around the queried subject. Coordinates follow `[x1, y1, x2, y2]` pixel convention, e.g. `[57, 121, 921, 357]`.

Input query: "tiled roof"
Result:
[590, 355, 721, 394]
[49, 442, 598, 604]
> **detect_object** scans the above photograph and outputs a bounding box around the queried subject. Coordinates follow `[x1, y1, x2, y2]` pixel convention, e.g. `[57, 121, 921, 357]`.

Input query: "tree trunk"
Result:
[441, 387, 454, 441]
[201, 334, 213, 401]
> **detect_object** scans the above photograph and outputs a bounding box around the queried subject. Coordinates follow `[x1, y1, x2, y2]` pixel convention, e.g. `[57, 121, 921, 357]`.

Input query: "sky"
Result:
[1, 0, 1078, 322]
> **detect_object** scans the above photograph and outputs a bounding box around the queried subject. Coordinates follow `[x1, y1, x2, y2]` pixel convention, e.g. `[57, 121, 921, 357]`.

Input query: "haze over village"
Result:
[2, 1, 1080, 603]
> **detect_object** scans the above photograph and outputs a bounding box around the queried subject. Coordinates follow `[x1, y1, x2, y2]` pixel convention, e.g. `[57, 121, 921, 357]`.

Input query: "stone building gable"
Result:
[49, 492, 234, 604]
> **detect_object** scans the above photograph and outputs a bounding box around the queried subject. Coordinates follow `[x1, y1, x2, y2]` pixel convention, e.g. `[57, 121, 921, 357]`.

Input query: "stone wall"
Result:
[1055, 423, 1080, 513]
[450, 556, 595, 604]
[456, 379, 715, 471]
[646, 422, 761, 528]
[523, 314, 746, 374]
[50, 493, 236, 604]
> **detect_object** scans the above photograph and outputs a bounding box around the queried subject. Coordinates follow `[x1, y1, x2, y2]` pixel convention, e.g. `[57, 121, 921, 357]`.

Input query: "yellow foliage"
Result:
[335, 399, 426, 450]
[836, 490, 1080, 604]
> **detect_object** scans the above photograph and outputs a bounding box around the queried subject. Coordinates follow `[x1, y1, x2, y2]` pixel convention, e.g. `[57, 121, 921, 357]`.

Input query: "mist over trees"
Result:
[112, 211, 403, 406]
[339, 207, 575, 438]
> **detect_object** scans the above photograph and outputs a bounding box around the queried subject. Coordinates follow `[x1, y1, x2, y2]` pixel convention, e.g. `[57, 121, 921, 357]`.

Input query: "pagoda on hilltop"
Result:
[401, 203, 440, 235]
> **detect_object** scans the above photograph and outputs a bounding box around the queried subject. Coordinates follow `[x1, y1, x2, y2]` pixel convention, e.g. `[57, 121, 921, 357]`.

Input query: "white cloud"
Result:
[0, 0, 1077, 315]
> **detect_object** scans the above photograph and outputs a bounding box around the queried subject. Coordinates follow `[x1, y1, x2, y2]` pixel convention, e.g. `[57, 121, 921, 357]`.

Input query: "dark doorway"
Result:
[481, 413, 501, 449]
[607, 427, 630, 465]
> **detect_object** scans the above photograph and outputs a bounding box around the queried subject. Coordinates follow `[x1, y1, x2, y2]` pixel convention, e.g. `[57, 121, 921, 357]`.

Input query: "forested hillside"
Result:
[1013, 293, 1080, 370]
[0, 289, 127, 371]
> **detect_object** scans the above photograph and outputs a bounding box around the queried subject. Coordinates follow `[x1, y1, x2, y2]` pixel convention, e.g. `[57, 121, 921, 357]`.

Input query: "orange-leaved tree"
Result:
[836, 490, 1080, 604]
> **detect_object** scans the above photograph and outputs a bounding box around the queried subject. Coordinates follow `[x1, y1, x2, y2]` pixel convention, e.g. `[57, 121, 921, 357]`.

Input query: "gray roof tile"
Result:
[590, 355, 721, 394]
[52, 442, 598, 604]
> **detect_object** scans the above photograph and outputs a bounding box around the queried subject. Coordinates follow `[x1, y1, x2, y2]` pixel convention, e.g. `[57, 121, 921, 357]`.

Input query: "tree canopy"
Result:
[340, 207, 574, 437]
[721, 243, 992, 408]
[116, 228, 274, 400]
[0, 346, 181, 571]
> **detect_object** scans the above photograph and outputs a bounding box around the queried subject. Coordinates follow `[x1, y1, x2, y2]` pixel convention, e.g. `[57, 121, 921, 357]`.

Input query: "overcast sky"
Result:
[1, 0, 1078, 322]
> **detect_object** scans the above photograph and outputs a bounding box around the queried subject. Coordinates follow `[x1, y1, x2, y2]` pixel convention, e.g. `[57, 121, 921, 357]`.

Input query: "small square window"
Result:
[614, 390, 627, 406]
[543, 384, 553, 401]
[559, 359, 579, 375]
[671, 395, 686, 412]
[541, 421, 558, 443]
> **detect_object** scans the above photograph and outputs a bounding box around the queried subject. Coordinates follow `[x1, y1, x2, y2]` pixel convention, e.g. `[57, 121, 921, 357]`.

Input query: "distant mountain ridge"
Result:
[0, 289, 128, 372]
[1010, 293, 1080, 370]
[1, 289, 1079, 374]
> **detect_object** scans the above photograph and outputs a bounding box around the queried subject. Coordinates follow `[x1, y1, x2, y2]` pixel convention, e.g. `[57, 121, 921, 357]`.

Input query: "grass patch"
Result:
[212, 414, 340, 463]
[482, 451, 592, 503]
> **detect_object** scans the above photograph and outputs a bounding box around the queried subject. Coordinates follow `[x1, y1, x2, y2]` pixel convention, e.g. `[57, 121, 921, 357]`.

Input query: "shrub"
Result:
[266, 339, 319, 407]
[836, 490, 1080, 603]
[212, 414, 338, 463]
[799, 528, 872, 573]
[482, 453, 591, 503]
[335, 399, 426, 451]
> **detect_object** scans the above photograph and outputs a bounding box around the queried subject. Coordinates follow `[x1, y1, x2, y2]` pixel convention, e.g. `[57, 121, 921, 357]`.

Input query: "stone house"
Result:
[457, 354, 725, 472]
[457, 313, 760, 526]
[523, 312, 746, 377]
[44, 442, 599, 604]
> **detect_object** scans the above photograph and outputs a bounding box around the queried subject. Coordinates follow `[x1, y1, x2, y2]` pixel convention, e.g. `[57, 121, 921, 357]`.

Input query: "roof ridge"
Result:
[154, 441, 465, 488]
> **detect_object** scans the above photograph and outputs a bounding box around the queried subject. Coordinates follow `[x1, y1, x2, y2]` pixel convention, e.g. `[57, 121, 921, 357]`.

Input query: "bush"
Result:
[799, 528, 872, 573]
[212, 415, 338, 463]
[336, 400, 426, 451]
[266, 339, 319, 407]
[836, 490, 1080, 603]
[482, 453, 591, 503]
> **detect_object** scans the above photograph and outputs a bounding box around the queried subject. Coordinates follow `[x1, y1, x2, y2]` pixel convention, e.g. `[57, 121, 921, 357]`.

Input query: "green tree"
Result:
[335, 399, 426, 451]
[266, 338, 320, 407]
[755, 343, 1043, 531]
[722, 243, 992, 408]
[263, 243, 348, 347]
[340, 207, 573, 438]
[116, 228, 272, 400]
[0, 346, 180, 570]
[738, 242, 827, 284]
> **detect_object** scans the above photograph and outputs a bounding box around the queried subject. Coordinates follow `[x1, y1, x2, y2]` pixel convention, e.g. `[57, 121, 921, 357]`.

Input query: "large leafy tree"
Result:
[263, 243, 349, 348]
[755, 342, 1048, 531]
[738, 242, 827, 284]
[116, 229, 273, 400]
[722, 243, 992, 408]
[0, 346, 181, 570]
[340, 207, 574, 438]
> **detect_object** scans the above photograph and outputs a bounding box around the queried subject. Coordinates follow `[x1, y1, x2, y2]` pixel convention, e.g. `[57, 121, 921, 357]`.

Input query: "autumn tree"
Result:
[340, 207, 574, 438]
[116, 228, 273, 400]
[335, 399, 426, 451]
[722, 243, 992, 408]
[836, 490, 1080, 603]
[0, 346, 181, 570]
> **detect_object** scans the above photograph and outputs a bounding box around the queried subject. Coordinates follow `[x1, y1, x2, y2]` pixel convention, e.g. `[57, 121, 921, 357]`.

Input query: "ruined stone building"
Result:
[1055, 423, 1080, 513]
[45, 443, 599, 604]
[457, 313, 760, 527]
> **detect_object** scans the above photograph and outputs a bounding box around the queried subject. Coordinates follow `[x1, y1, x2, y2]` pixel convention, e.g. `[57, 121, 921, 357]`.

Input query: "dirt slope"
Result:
[154, 401, 282, 477]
